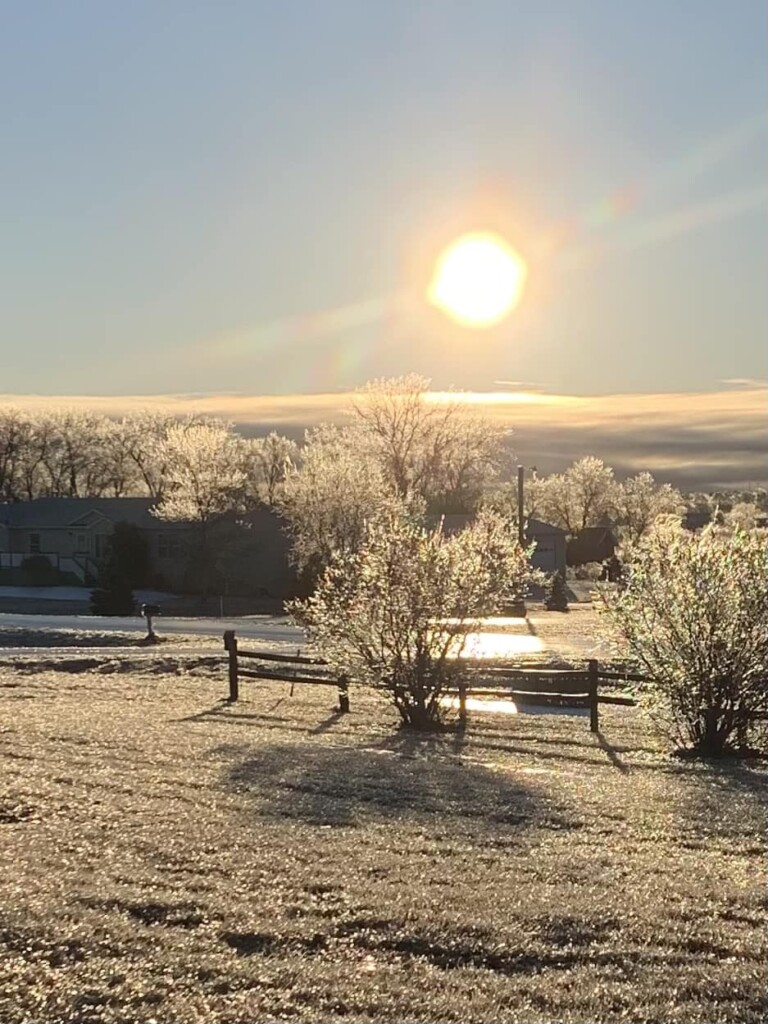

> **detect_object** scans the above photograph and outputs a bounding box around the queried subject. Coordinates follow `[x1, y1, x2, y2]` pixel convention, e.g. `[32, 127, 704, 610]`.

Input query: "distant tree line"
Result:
[2, 394, 764, 529]
[0, 408, 298, 509]
[2, 392, 764, 548]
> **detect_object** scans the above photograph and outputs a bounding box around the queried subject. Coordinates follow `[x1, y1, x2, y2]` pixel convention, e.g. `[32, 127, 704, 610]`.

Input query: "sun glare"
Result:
[428, 232, 527, 328]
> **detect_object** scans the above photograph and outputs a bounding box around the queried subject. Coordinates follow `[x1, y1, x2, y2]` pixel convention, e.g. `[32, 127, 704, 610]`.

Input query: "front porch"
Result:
[0, 550, 100, 586]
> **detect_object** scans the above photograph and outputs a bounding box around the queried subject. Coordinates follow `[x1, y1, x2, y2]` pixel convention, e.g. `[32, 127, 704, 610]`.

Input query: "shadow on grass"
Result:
[174, 701, 307, 730]
[308, 709, 347, 735]
[467, 726, 657, 755]
[596, 730, 630, 774]
[675, 757, 768, 845]
[174, 700, 232, 723]
[225, 739, 569, 831]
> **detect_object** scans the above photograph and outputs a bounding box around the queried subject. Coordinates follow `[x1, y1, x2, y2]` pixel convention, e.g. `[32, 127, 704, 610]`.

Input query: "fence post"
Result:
[338, 675, 350, 714]
[588, 659, 599, 733]
[224, 630, 239, 702]
[458, 681, 467, 723]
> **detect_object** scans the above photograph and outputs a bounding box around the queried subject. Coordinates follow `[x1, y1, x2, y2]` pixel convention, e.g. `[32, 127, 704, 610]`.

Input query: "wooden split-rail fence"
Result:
[451, 661, 640, 732]
[223, 630, 350, 712]
[222, 631, 639, 732]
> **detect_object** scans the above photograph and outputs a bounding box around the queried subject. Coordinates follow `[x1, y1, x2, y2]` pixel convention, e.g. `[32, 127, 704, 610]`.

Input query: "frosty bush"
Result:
[603, 522, 768, 756]
[292, 503, 533, 730]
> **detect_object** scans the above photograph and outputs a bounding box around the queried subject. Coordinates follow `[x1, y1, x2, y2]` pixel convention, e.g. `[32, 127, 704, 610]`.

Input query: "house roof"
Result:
[0, 497, 188, 531]
[527, 517, 567, 537]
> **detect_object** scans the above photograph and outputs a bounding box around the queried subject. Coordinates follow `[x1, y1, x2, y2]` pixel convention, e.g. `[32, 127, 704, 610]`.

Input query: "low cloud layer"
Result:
[2, 385, 765, 492]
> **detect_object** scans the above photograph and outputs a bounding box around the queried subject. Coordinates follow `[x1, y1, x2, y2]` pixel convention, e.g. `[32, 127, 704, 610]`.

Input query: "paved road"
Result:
[0, 610, 606, 661]
[0, 613, 547, 661]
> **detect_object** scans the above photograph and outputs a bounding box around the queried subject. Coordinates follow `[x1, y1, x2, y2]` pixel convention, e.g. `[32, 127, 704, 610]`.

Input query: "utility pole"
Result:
[517, 465, 525, 548]
[512, 465, 527, 618]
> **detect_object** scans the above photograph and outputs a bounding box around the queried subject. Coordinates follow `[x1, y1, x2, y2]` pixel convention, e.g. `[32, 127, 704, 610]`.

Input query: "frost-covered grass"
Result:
[1, 659, 766, 1023]
[0, 628, 224, 650]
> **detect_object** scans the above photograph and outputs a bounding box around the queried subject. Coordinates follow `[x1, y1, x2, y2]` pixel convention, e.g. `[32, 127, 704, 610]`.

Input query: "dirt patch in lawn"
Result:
[1, 660, 765, 1023]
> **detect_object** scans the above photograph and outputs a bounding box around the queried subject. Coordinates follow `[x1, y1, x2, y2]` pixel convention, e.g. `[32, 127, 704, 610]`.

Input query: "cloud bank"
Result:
[2, 385, 765, 492]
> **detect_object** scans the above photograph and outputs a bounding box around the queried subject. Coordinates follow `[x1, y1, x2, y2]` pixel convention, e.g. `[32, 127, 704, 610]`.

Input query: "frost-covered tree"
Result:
[353, 375, 509, 509]
[152, 422, 247, 524]
[279, 377, 512, 581]
[292, 503, 534, 730]
[150, 421, 252, 596]
[33, 410, 112, 497]
[246, 432, 299, 506]
[14, 415, 46, 500]
[0, 407, 248, 503]
[97, 418, 144, 497]
[114, 412, 209, 500]
[724, 501, 762, 533]
[278, 425, 392, 579]
[532, 457, 617, 535]
[0, 410, 96, 500]
[602, 521, 768, 757]
[614, 472, 684, 544]
[0, 408, 28, 500]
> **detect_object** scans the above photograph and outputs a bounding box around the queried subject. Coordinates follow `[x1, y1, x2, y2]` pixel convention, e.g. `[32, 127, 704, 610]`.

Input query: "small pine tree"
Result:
[108, 522, 151, 588]
[90, 571, 135, 616]
[544, 571, 569, 612]
[90, 523, 145, 615]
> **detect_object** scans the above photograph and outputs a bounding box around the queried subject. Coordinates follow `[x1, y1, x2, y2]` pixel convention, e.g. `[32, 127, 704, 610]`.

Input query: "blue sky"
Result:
[1, 0, 766, 397]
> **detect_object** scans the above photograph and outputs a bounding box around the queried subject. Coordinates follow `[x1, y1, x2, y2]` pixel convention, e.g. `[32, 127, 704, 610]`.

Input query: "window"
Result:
[76, 533, 88, 553]
[29, 533, 41, 554]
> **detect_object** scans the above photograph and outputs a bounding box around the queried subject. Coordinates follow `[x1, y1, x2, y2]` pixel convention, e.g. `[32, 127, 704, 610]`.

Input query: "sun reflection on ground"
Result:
[461, 632, 544, 659]
[440, 696, 590, 717]
[438, 617, 546, 660]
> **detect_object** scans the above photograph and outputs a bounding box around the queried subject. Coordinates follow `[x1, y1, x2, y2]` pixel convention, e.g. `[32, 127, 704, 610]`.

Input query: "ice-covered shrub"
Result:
[292, 503, 534, 730]
[602, 522, 768, 756]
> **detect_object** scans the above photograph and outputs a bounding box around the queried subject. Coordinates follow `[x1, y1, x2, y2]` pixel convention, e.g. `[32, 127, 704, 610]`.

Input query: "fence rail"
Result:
[462, 658, 598, 731]
[594, 669, 650, 684]
[221, 632, 640, 731]
[235, 648, 325, 666]
[222, 630, 349, 711]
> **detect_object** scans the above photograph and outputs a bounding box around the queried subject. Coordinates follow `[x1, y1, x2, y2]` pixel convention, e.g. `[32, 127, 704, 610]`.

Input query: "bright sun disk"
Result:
[428, 232, 527, 328]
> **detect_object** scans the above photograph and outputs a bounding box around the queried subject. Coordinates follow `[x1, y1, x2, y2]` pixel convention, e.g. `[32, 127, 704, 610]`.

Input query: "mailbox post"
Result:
[140, 603, 161, 643]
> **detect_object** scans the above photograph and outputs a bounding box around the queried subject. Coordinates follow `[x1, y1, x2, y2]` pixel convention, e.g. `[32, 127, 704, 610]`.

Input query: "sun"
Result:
[428, 232, 527, 328]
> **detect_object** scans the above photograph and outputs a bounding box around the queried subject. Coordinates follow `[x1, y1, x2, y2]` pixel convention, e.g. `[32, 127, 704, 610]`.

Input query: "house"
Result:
[437, 514, 567, 575]
[0, 498, 189, 587]
[525, 518, 568, 574]
[0, 497, 295, 600]
[566, 525, 617, 567]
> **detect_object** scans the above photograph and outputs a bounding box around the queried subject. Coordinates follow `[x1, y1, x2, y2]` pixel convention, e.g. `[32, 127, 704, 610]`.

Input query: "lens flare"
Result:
[428, 232, 527, 328]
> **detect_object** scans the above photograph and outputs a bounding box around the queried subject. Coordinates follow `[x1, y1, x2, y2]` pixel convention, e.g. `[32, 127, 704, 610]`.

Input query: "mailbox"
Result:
[140, 603, 161, 642]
